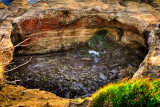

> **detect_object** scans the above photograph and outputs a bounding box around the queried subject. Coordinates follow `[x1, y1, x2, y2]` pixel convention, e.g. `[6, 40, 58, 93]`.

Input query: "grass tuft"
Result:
[92, 78, 160, 107]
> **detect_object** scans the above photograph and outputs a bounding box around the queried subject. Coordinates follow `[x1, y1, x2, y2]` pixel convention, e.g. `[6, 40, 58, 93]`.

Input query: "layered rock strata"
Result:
[12, 1, 159, 54]
[0, 0, 159, 81]
[0, 1, 7, 9]
[0, 19, 13, 79]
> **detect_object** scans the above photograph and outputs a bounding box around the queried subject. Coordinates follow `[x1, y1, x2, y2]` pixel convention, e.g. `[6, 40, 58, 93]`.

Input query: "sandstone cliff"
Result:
[0, 1, 7, 9]
[0, 0, 159, 106]
[0, 0, 160, 83]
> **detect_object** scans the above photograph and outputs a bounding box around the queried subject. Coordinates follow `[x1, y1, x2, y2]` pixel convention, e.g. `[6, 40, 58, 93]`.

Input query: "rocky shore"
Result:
[0, 0, 159, 106]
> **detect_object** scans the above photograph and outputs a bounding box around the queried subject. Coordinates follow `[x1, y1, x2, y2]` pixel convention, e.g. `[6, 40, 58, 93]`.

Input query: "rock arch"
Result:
[13, 9, 147, 54]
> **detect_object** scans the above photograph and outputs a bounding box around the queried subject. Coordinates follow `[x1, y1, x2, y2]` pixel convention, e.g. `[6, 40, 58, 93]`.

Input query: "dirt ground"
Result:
[0, 84, 70, 107]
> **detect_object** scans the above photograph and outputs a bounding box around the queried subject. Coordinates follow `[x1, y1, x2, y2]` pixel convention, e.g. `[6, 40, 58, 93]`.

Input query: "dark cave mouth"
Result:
[6, 30, 148, 98]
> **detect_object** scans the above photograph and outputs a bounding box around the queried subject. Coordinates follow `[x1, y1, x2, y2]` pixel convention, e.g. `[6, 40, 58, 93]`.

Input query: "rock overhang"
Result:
[11, 1, 157, 54]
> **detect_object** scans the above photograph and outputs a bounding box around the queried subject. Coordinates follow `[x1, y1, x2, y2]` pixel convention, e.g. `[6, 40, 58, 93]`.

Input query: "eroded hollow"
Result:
[6, 30, 148, 98]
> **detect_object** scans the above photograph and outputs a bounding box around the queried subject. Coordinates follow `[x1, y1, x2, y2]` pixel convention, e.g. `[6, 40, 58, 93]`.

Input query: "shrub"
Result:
[92, 78, 160, 107]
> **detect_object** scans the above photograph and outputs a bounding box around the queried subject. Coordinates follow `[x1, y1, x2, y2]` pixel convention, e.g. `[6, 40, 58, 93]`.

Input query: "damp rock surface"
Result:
[6, 33, 146, 98]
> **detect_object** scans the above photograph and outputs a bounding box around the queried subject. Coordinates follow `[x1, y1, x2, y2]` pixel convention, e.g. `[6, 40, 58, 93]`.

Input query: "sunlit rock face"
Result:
[8, 0, 31, 17]
[41, 0, 80, 8]
[0, 0, 159, 90]
[9, 0, 159, 79]
[0, 1, 14, 79]
[8, 0, 30, 8]
[0, 19, 13, 79]
[11, 1, 160, 54]
[133, 28, 160, 79]
[0, 1, 7, 9]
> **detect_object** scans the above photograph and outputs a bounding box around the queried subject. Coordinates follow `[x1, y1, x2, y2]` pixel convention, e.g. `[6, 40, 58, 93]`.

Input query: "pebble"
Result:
[99, 73, 107, 80]
[110, 69, 119, 74]
[81, 58, 93, 61]
[110, 74, 117, 80]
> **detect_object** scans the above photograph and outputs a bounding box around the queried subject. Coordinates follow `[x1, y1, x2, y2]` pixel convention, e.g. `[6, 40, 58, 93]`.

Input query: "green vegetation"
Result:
[76, 30, 115, 58]
[43, 77, 48, 82]
[92, 79, 160, 107]
[88, 30, 113, 51]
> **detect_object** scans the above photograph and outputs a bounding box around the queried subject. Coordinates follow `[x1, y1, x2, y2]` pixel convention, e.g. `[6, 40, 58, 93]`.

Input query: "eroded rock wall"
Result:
[0, 0, 159, 80]
[0, 1, 7, 9]
[0, 19, 13, 79]
[11, 0, 160, 79]
[12, 1, 159, 54]
[133, 27, 160, 79]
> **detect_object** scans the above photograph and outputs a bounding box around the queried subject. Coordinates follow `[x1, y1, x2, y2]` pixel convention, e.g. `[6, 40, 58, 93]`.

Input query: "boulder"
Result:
[118, 67, 137, 80]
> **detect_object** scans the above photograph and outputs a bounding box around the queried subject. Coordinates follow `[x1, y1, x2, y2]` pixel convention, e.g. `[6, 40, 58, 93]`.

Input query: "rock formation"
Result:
[0, 1, 7, 9]
[0, 0, 159, 84]
[133, 28, 160, 79]
[42, 0, 81, 9]
[8, 0, 30, 8]
[12, 1, 159, 54]
[0, 19, 13, 79]
[8, 0, 31, 17]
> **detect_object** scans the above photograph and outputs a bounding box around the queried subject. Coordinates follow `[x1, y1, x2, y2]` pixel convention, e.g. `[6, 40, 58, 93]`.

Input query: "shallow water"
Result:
[6, 32, 147, 98]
